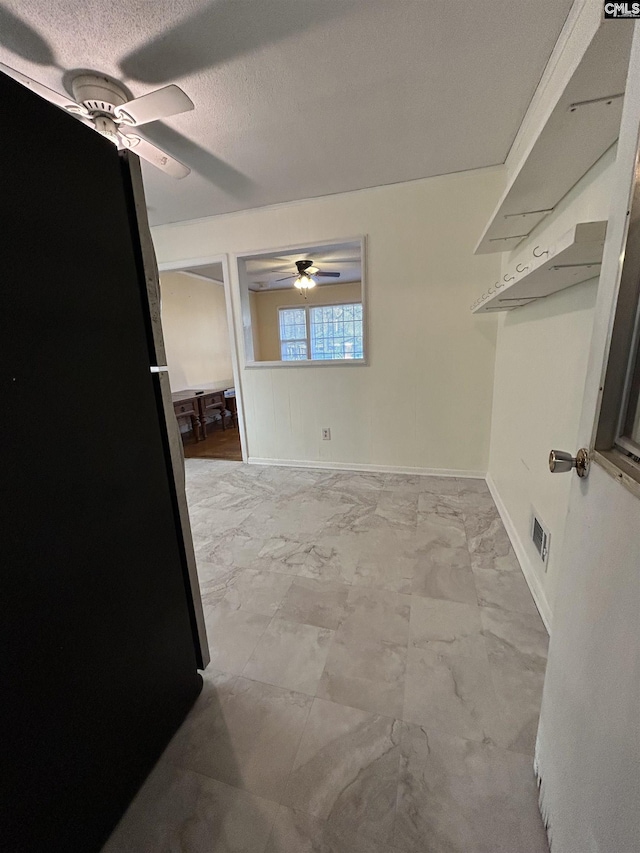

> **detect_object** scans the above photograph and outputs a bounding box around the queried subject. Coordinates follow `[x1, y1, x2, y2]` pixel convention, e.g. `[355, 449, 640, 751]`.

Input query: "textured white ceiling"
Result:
[183, 263, 224, 282]
[0, 0, 573, 226]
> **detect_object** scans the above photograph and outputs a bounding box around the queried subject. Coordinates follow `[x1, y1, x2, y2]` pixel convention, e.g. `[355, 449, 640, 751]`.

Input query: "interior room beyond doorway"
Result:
[159, 263, 242, 462]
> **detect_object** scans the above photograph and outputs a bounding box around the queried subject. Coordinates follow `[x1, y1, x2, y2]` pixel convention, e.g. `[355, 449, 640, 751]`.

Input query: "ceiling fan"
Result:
[0, 63, 193, 178]
[277, 259, 341, 290]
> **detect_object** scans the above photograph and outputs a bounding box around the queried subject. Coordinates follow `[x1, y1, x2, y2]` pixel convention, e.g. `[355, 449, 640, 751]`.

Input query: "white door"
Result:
[534, 25, 640, 853]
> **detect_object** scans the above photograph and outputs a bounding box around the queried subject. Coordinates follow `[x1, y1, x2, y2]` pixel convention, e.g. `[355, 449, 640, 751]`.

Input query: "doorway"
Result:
[158, 256, 245, 462]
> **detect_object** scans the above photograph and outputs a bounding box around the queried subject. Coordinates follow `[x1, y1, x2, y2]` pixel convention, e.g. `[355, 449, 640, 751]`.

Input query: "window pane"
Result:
[281, 341, 308, 361]
[309, 303, 363, 360]
[281, 323, 306, 341]
[282, 308, 304, 324]
[279, 309, 307, 345]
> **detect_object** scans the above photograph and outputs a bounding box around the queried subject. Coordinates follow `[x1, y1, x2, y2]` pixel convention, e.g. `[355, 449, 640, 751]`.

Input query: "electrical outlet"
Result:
[322, 428, 331, 440]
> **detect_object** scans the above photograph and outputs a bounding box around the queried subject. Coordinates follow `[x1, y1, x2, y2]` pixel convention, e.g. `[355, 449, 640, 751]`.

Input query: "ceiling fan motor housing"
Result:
[70, 74, 129, 115]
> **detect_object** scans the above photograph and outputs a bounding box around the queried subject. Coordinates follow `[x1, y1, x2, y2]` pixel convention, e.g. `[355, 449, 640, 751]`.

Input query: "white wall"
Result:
[152, 168, 503, 473]
[160, 271, 233, 391]
[487, 146, 617, 626]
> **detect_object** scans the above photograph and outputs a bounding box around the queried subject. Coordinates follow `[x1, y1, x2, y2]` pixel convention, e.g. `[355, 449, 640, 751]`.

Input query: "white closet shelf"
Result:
[474, 20, 633, 256]
[472, 220, 606, 314]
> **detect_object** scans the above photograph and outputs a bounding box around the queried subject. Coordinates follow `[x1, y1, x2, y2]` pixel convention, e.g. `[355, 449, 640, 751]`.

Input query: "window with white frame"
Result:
[278, 307, 308, 361]
[279, 303, 363, 361]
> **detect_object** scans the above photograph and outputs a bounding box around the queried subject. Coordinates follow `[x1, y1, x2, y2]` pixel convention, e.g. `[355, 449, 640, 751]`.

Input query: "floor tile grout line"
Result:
[171, 761, 283, 810]
[462, 502, 483, 610]
[276, 689, 317, 808]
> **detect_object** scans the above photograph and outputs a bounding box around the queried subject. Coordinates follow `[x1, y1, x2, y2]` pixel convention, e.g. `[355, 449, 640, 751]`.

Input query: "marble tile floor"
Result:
[104, 460, 550, 853]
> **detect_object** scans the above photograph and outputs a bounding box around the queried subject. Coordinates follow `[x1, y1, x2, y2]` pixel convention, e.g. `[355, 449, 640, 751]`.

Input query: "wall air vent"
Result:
[531, 512, 550, 567]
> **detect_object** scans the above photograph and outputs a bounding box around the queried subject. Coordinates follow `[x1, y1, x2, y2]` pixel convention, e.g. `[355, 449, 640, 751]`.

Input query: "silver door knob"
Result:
[549, 448, 590, 478]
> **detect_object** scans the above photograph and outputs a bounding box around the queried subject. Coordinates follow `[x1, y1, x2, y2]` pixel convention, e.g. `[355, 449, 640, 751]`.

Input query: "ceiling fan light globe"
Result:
[294, 274, 316, 290]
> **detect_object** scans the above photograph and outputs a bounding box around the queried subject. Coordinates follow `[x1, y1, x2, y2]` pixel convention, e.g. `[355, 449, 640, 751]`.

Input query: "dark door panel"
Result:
[0, 71, 201, 852]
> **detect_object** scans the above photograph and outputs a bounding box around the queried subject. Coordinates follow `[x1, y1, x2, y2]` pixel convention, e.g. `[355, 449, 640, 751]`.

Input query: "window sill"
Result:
[594, 449, 640, 500]
[245, 359, 368, 369]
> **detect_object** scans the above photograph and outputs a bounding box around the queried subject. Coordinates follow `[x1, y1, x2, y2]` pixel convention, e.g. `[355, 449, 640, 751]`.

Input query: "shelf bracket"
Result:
[550, 262, 602, 270]
[503, 209, 553, 219]
[568, 92, 624, 113]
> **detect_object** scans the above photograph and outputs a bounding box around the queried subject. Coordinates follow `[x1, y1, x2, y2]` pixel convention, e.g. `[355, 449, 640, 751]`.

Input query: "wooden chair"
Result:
[197, 391, 228, 438]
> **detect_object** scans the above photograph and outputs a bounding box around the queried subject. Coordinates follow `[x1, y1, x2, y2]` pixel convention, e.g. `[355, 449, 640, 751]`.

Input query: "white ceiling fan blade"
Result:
[0, 62, 85, 113]
[122, 134, 190, 179]
[114, 85, 194, 127]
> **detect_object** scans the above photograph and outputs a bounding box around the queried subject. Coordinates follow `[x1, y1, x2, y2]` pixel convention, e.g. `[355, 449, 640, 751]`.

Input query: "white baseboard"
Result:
[247, 457, 486, 479]
[486, 473, 552, 634]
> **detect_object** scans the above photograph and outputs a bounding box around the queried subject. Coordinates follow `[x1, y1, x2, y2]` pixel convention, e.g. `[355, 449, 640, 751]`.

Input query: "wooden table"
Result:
[171, 392, 203, 441]
[171, 382, 235, 442]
